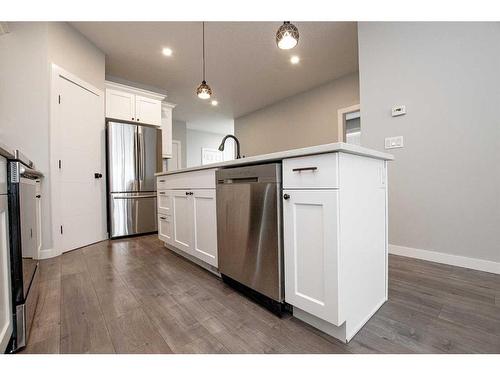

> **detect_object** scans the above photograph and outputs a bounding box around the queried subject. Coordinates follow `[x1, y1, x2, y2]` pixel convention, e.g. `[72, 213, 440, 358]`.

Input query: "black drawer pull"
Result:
[160, 216, 166, 220]
[292, 167, 318, 172]
[159, 192, 165, 195]
[283, 194, 290, 200]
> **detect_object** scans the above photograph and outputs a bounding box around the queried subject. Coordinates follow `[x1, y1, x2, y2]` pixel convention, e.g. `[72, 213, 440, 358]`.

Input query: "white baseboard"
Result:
[389, 244, 500, 275]
[37, 248, 61, 260]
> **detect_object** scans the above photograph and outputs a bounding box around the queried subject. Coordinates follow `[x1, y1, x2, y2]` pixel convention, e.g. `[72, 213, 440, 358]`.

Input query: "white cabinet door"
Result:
[171, 190, 193, 254]
[283, 189, 342, 325]
[191, 190, 217, 267]
[105, 88, 135, 122]
[158, 214, 173, 245]
[135, 95, 161, 126]
[161, 106, 173, 158]
[0, 194, 13, 353]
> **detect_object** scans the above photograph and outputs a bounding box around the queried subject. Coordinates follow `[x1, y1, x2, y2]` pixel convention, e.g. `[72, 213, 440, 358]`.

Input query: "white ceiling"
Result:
[72, 22, 358, 127]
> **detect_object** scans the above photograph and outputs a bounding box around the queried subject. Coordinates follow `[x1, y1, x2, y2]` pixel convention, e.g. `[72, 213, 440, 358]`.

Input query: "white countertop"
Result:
[156, 142, 394, 176]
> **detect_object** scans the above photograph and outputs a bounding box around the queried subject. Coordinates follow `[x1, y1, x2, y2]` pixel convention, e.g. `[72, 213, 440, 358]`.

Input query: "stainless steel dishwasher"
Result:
[216, 163, 284, 314]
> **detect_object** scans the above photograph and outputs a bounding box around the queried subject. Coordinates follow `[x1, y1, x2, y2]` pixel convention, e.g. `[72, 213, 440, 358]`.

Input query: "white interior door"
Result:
[52, 68, 106, 253]
[167, 140, 182, 171]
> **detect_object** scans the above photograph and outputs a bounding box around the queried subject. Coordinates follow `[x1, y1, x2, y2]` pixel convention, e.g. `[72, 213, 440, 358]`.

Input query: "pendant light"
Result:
[276, 21, 299, 50]
[196, 22, 212, 99]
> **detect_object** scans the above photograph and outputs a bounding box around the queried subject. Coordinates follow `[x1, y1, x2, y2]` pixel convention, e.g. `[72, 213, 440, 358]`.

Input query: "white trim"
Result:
[389, 244, 500, 275]
[162, 101, 177, 109]
[105, 80, 165, 101]
[37, 248, 59, 260]
[337, 104, 360, 143]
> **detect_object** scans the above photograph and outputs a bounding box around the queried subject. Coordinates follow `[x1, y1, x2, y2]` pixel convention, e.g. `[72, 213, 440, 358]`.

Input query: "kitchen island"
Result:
[156, 142, 393, 343]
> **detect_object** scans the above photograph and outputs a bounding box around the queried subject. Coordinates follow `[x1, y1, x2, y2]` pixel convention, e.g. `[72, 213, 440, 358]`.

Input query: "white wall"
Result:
[358, 22, 500, 264]
[48, 23, 105, 90]
[0, 22, 105, 253]
[234, 73, 359, 157]
[186, 129, 231, 167]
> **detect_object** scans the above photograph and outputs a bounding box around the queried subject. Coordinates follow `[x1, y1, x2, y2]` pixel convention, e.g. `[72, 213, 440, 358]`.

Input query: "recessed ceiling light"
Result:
[290, 56, 300, 64]
[162, 47, 173, 56]
[211, 100, 218, 106]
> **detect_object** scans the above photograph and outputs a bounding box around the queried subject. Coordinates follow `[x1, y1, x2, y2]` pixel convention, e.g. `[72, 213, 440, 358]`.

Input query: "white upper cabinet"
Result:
[161, 103, 176, 158]
[105, 89, 135, 122]
[135, 95, 161, 126]
[105, 82, 165, 127]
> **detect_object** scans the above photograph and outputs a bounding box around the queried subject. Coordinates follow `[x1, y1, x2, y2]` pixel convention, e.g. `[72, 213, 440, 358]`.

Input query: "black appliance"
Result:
[7, 151, 43, 352]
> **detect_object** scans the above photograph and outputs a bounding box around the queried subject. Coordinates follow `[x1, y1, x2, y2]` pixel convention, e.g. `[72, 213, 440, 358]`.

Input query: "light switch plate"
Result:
[391, 105, 406, 117]
[385, 136, 404, 149]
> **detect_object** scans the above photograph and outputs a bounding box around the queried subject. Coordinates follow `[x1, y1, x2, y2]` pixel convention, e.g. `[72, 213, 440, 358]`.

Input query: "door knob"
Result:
[283, 194, 290, 200]
[94, 173, 103, 179]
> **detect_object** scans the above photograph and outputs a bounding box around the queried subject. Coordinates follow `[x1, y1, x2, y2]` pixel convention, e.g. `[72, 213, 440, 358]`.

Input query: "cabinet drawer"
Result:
[283, 153, 338, 189]
[157, 177, 168, 190]
[157, 190, 171, 214]
[156, 168, 217, 190]
[158, 214, 173, 245]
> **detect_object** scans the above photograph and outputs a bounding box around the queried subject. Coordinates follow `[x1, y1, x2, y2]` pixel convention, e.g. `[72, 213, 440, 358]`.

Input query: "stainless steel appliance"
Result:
[106, 121, 162, 238]
[0, 149, 13, 354]
[216, 163, 284, 314]
[7, 151, 43, 352]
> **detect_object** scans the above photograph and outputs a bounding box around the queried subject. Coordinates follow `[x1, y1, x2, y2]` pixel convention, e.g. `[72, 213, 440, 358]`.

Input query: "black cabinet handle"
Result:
[292, 167, 318, 172]
[94, 173, 103, 179]
[283, 194, 290, 200]
[185, 191, 193, 195]
[36, 195, 41, 198]
[137, 118, 140, 122]
[132, 117, 135, 120]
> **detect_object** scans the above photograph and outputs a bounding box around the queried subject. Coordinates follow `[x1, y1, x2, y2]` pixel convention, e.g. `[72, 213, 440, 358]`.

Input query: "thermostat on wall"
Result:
[391, 105, 406, 117]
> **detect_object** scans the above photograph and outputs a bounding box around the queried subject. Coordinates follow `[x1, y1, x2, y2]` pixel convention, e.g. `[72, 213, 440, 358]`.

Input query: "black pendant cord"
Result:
[202, 21, 206, 82]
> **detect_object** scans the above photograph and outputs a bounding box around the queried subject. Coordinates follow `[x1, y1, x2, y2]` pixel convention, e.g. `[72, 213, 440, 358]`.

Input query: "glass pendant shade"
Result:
[196, 80, 212, 99]
[276, 22, 299, 50]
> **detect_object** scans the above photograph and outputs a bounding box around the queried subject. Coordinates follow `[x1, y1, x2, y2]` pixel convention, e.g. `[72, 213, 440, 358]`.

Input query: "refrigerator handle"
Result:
[139, 132, 145, 182]
[134, 128, 140, 190]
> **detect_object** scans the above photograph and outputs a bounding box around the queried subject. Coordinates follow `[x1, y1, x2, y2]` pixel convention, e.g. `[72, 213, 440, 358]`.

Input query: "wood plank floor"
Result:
[22, 235, 500, 354]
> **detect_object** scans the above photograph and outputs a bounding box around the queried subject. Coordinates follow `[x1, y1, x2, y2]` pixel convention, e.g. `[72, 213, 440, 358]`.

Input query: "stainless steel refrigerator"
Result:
[106, 121, 162, 238]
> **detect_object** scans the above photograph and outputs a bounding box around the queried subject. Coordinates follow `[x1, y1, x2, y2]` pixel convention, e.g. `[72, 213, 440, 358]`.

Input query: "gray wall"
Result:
[0, 22, 105, 251]
[186, 129, 228, 167]
[358, 22, 500, 263]
[234, 73, 359, 157]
